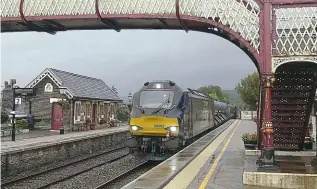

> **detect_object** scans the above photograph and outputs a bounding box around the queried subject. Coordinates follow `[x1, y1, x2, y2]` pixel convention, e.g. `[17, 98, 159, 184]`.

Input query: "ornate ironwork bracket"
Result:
[271, 0, 317, 5]
[19, 0, 58, 35]
[175, 0, 189, 33]
[262, 121, 273, 135]
[261, 73, 276, 88]
[272, 56, 317, 73]
[95, 0, 121, 32]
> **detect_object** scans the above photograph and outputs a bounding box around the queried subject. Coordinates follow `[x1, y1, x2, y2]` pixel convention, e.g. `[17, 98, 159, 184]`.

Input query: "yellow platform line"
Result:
[163, 119, 240, 189]
[198, 119, 240, 189]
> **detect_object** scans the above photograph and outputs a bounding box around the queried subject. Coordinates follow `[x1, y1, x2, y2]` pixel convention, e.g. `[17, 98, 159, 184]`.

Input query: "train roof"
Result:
[187, 89, 235, 107]
[136, 81, 236, 107]
[139, 80, 183, 92]
[214, 100, 229, 108]
[186, 88, 211, 100]
[187, 88, 208, 96]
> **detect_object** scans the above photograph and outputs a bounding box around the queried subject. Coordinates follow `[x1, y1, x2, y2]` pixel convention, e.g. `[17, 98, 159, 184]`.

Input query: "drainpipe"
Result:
[312, 98, 316, 142]
[29, 100, 32, 114]
[70, 100, 74, 131]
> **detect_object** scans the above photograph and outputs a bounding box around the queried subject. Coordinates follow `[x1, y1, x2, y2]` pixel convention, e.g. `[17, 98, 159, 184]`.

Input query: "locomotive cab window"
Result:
[140, 90, 174, 108]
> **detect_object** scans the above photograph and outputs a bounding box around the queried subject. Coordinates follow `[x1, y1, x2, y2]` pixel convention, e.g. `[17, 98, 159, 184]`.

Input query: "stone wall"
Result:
[26, 76, 69, 129]
[1, 89, 14, 112]
[1, 130, 130, 178]
[1, 88, 27, 114]
[0, 77, 68, 129]
[1, 77, 121, 130]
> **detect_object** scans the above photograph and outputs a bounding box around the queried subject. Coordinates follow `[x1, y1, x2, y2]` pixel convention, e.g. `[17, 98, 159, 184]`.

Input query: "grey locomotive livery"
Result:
[124, 80, 237, 161]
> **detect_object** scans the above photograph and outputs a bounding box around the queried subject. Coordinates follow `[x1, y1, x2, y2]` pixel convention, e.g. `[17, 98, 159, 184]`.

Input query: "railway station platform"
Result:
[1, 125, 128, 153]
[164, 119, 262, 189]
[123, 119, 317, 189]
[166, 120, 316, 189]
[1, 125, 129, 179]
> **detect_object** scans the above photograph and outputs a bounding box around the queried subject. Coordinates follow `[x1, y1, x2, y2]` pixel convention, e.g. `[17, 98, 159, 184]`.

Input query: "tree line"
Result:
[235, 72, 259, 111]
[197, 85, 230, 103]
[197, 71, 259, 111]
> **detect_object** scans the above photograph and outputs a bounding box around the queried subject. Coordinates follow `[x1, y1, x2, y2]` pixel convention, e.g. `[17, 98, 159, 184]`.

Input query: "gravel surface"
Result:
[2, 144, 125, 183]
[48, 155, 147, 189]
[3, 148, 129, 189]
[101, 162, 159, 189]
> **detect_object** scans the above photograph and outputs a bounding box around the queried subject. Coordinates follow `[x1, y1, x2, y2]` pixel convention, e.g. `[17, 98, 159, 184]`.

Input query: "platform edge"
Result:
[243, 171, 317, 189]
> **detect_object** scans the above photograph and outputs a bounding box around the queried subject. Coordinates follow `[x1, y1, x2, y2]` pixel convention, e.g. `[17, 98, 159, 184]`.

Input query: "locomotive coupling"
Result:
[165, 138, 180, 149]
[123, 137, 139, 148]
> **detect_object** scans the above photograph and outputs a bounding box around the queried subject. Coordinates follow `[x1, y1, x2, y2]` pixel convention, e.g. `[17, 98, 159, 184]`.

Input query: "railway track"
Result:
[46, 155, 148, 189]
[38, 154, 130, 189]
[2, 120, 236, 189]
[93, 122, 236, 189]
[1, 147, 129, 189]
[93, 161, 158, 189]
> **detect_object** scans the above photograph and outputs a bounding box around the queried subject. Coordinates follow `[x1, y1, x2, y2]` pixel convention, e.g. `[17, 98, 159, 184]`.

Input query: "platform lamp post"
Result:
[313, 95, 316, 145]
[128, 93, 132, 112]
[11, 84, 18, 141]
[128, 93, 132, 104]
[312, 102, 315, 138]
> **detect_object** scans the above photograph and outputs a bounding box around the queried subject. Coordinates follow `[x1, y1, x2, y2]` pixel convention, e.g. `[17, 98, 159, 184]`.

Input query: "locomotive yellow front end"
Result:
[129, 116, 179, 137]
[124, 80, 185, 161]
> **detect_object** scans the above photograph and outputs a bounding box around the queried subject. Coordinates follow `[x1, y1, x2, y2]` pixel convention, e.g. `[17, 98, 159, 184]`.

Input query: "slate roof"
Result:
[48, 68, 121, 101]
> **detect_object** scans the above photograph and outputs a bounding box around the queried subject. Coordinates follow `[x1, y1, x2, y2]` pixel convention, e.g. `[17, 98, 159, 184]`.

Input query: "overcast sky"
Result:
[1, 30, 256, 97]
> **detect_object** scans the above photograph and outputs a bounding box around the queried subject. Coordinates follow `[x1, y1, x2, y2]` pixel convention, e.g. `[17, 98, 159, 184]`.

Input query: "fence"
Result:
[240, 111, 257, 120]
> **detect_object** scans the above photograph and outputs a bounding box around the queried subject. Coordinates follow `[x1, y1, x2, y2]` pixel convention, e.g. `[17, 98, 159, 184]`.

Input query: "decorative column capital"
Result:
[262, 121, 273, 135]
[261, 73, 275, 88]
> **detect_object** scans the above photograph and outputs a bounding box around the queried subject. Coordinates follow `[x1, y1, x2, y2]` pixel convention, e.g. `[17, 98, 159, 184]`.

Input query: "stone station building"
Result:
[1, 68, 122, 131]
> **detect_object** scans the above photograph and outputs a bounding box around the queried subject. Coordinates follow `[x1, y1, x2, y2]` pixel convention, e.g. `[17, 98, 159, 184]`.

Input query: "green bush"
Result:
[16, 119, 28, 130]
[242, 133, 257, 142]
[1, 111, 9, 124]
[116, 107, 129, 122]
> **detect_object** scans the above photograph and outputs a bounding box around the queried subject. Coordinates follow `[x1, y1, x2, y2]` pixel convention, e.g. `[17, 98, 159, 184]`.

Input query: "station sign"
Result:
[14, 88, 35, 96]
[15, 98, 22, 105]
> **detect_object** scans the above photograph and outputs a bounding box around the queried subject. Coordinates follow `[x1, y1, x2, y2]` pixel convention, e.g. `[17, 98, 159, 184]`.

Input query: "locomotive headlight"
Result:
[164, 126, 178, 133]
[131, 126, 138, 131]
[169, 126, 177, 132]
[155, 83, 162, 88]
[130, 125, 143, 131]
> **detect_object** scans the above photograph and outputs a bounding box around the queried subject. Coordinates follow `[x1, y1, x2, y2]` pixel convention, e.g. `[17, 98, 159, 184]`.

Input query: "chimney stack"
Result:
[10, 79, 16, 87]
[4, 81, 8, 89]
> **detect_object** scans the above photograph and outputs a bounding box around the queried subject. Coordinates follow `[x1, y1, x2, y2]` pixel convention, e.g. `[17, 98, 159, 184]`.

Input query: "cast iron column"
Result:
[261, 73, 276, 165]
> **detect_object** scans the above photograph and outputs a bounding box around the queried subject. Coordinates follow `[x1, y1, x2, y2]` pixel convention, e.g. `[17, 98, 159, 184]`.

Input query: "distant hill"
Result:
[222, 89, 246, 109]
[223, 89, 238, 98]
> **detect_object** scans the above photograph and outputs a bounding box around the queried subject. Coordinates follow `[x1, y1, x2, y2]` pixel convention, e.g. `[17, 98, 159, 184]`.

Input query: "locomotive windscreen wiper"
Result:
[151, 94, 170, 115]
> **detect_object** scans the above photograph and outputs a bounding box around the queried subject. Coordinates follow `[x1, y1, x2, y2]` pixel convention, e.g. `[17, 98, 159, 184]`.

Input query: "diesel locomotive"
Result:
[124, 80, 237, 161]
